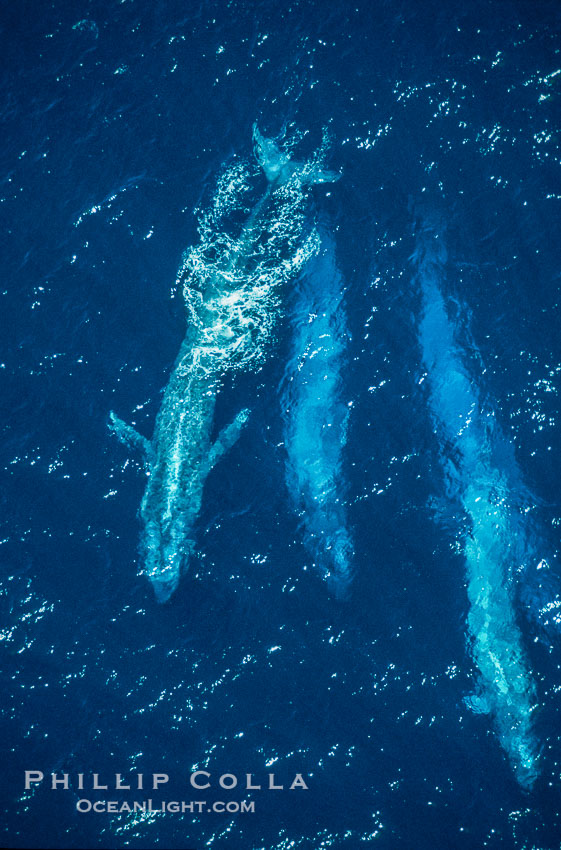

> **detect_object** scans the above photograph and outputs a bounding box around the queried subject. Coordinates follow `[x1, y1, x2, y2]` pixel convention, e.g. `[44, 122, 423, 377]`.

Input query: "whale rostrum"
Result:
[109, 126, 339, 602]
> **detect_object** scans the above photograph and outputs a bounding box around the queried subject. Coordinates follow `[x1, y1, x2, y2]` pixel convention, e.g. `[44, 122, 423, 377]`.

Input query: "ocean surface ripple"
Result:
[2, 1, 561, 848]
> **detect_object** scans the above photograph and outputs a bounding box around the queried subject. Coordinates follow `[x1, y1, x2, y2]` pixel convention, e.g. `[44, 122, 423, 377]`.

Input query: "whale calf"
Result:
[281, 231, 353, 595]
[110, 126, 339, 602]
[413, 218, 540, 788]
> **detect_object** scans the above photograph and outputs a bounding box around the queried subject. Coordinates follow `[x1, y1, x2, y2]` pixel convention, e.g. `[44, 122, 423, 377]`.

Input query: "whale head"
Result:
[150, 560, 181, 604]
[142, 520, 194, 603]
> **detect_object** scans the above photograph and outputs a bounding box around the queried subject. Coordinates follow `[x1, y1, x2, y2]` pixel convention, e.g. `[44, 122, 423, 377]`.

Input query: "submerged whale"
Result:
[281, 231, 353, 596]
[413, 219, 540, 789]
[110, 126, 339, 602]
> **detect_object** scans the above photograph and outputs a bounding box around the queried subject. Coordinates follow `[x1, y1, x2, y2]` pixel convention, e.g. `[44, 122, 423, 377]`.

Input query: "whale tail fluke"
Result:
[304, 166, 341, 185]
[108, 411, 153, 464]
[253, 124, 340, 186]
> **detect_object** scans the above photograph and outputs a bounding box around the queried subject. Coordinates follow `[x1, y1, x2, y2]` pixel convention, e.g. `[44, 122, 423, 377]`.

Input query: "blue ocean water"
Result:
[2, 1, 561, 847]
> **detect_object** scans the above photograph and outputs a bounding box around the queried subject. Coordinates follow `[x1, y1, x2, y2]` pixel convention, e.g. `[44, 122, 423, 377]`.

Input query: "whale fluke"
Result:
[253, 124, 341, 186]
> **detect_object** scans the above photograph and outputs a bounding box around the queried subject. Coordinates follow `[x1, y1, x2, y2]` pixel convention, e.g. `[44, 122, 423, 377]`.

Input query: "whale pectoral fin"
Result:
[108, 411, 152, 463]
[464, 692, 490, 715]
[206, 408, 250, 471]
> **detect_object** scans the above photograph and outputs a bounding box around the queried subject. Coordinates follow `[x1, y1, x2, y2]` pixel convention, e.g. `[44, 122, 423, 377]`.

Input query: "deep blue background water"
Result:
[2, 1, 561, 847]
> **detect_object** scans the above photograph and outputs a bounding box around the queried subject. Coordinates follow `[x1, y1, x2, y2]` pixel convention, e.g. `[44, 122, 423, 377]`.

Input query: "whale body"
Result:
[281, 231, 352, 595]
[413, 219, 540, 789]
[110, 127, 339, 602]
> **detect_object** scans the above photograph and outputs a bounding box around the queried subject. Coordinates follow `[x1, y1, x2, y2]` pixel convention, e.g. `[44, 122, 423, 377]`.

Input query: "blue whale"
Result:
[413, 218, 540, 789]
[282, 231, 353, 596]
[110, 127, 339, 602]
